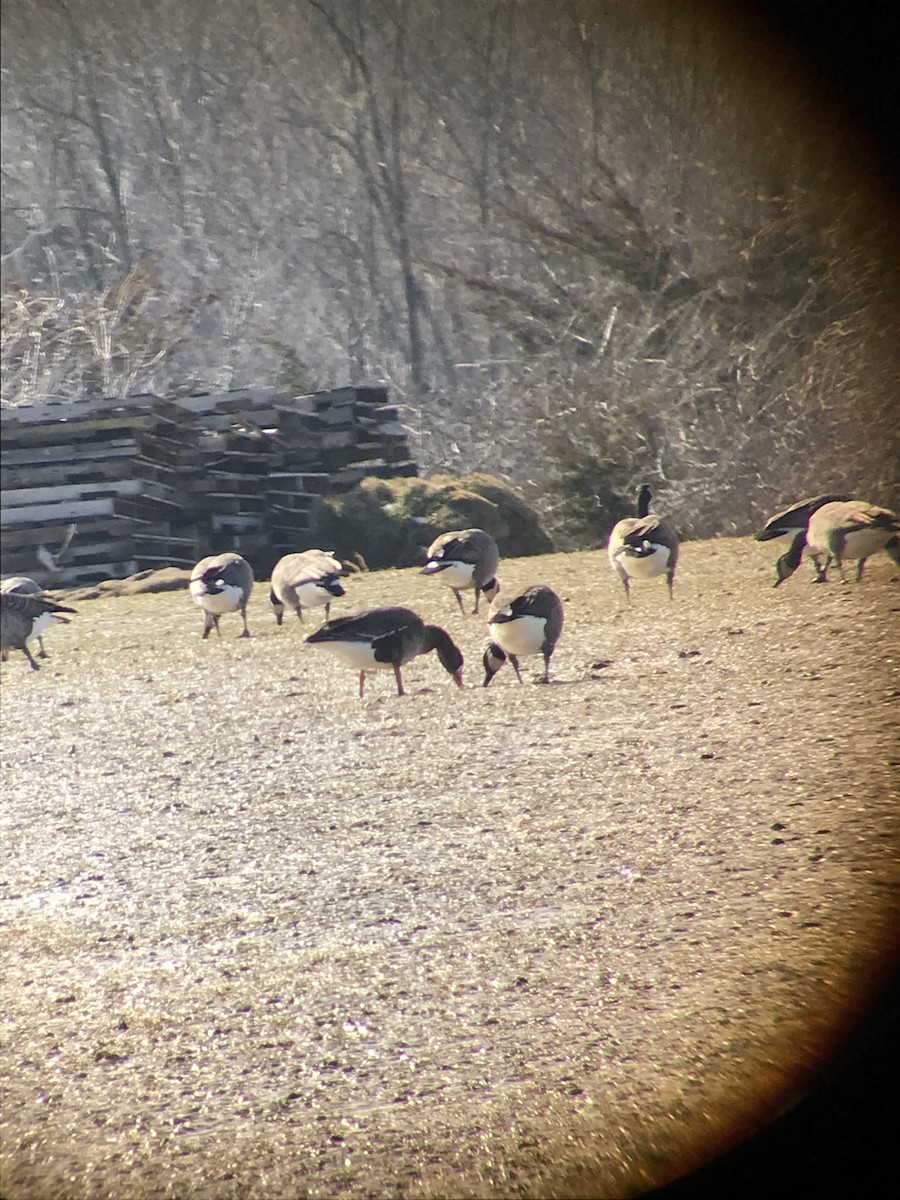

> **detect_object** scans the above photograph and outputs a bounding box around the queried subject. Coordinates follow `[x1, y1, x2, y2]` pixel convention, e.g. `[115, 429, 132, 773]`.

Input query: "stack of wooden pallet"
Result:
[1, 385, 416, 585]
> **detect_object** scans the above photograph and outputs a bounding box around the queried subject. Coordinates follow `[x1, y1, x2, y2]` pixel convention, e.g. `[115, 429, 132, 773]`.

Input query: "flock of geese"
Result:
[2, 489, 898, 692]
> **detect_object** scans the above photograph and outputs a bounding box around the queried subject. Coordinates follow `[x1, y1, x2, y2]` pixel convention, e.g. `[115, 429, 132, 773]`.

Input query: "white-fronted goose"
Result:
[775, 500, 900, 586]
[189, 552, 254, 639]
[306, 606, 464, 697]
[269, 550, 346, 625]
[756, 493, 853, 584]
[607, 485, 679, 601]
[1, 590, 77, 671]
[420, 528, 500, 614]
[1, 576, 55, 660]
[482, 585, 564, 686]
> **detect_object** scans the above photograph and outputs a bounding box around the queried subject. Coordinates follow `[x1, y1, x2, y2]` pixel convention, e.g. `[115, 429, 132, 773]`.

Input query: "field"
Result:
[1, 539, 898, 1199]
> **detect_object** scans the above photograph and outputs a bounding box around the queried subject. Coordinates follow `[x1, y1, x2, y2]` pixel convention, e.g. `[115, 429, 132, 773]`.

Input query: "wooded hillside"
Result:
[2, 0, 898, 542]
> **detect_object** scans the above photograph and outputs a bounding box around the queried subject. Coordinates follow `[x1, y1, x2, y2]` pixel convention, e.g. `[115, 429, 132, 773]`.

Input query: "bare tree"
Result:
[2, 0, 896, 539]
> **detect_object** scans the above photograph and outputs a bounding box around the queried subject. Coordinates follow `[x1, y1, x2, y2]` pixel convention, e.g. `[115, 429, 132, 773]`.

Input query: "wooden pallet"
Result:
[1, 385, 416, 583]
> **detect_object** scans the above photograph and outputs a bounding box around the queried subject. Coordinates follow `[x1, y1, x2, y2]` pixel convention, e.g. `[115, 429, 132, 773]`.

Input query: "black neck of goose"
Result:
[424, 625, 464, 676]
[774, 530, 806, 586]
[482, 642, 506, 686]
[637, 485, 652, 517]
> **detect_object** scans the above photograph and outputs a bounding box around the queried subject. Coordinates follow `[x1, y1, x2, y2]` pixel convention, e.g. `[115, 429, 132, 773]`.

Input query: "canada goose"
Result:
[775, 500, 900, 586]
[1, 591, 77, 671]
[269, 550, 346, 625]
[420, 528, 500, 614]
[189, 552, 254, 639]
[607, 485, 679, 601]
[482, 585, 564, 686]
[1, 577, 54, 660]
[756, 493, 853, 583]
[305, 606, 464, 697]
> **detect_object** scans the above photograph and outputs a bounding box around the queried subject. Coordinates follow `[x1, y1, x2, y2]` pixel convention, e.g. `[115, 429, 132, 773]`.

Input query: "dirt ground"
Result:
[1, 538, 898, 1200]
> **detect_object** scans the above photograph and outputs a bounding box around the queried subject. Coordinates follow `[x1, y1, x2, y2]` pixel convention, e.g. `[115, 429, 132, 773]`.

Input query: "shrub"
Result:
[311, 473, 553, 569]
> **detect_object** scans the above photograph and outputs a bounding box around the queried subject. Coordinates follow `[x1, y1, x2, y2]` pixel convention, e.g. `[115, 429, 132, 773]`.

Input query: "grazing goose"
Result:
[270, 550, 346, 625]
[607, 485, 679, 601]
[305, 606, 464, 697]
[756, 493, 853, 583]
[1, 576, 55, 660]
[189, 552, 254, 639]
[775, 500, 900, 586]
[482, 585, 564, 686]
[420, 528, 500, 614]
[1, 591, 77, 671]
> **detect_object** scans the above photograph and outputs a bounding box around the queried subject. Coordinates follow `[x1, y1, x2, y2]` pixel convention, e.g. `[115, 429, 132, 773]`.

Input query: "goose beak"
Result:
[451, 669, 464, 688]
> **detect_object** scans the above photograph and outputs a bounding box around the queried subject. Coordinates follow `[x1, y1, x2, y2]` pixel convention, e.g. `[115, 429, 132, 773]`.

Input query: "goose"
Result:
[482, 585, 564, 686]
[607, 485, 679, 601]
[269, 550, 346, 625]
[775, 500, 900, 586]
[756, 493, 853, 583]
[1, 576, 56, 660]
[1, 591, 77, 671]
[305, 606, 464, 697]
[420, 528, 500, 614]
[189, 552, 254, 639]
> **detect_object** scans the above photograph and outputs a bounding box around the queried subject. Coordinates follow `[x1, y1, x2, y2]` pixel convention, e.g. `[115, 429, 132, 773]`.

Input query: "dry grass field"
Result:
[1, 538, 898, 1199]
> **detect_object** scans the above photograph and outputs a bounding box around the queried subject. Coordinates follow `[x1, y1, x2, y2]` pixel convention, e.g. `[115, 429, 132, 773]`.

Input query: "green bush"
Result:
[311, 473, 553, 569]
[547, 453, 633, 547]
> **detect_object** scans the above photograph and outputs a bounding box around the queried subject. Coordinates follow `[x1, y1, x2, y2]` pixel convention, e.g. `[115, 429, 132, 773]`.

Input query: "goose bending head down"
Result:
[482, 584, 564, 686]
[305, 606, 464, 697]
[1, 576, 56, 660]
[756, 493, 853, 584]
[269, 550, 346, 625]
[189, 552, 254, 639]
[1, 590, 77, 671]
[775, 500, 900, 587]
[607, 485, 679, 601]
[420, 528, 500, 614]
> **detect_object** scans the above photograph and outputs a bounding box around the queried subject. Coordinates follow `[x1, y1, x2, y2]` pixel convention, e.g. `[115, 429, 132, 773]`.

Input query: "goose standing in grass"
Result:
[756, 493, 853, 584]
[607, 485, 679, 601]
[1, 576, 58, 661]
[774, 500, 900, 586]
[482, 585, 564, 686]
[269, 550, 346, 626]
[1, 591, 77, 671]
[189, 552, 254, 639]
[420, 528, 500, 614]
[305, 606, 464, 697]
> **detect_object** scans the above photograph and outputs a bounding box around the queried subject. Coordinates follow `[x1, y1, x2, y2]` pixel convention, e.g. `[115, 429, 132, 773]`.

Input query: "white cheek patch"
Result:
[484, 644, 506, 673]
[428, 561, 476, 589]
[615, 543, 670, 579]
[313, 641, 386, 672]
[489, 613, 546, 657]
